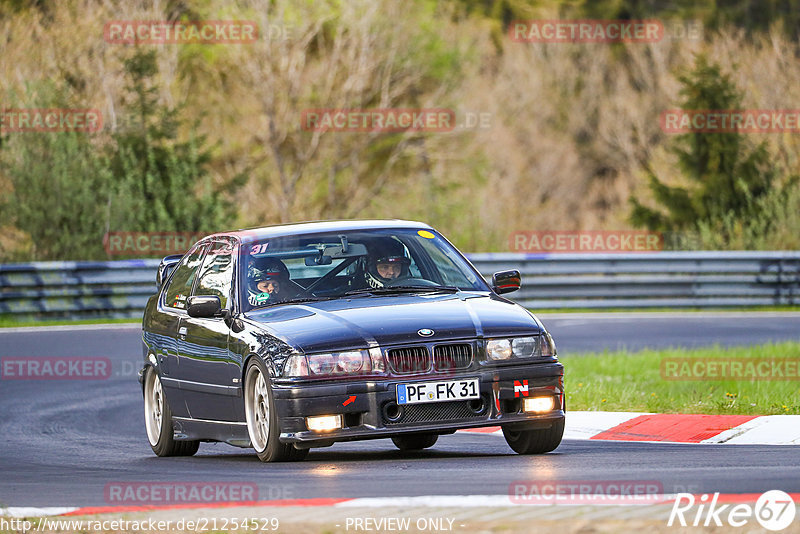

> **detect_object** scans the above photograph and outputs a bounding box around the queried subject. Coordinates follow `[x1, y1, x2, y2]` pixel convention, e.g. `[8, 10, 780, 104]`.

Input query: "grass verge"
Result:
[563, 341, 800, 415]
[0, 316, 139, 328]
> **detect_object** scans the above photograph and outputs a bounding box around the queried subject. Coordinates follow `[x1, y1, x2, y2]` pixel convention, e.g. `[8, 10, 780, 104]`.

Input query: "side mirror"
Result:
[492, 270, 521, 294]
[187, 295, 223, 318]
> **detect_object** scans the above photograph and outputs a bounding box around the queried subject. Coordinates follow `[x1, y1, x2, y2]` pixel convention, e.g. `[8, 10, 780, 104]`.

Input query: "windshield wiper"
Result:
[269, 296, 334, 305]
[343, 285, 460, 296]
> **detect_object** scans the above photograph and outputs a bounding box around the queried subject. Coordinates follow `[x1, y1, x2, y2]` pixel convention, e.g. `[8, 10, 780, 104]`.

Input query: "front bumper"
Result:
[272, 361, 564, 446]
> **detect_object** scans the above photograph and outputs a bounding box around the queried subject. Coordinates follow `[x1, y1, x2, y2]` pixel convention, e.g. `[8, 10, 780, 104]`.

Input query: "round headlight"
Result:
[512, 337, 538, 358]
[486, 339, 512, 360]
[308, 353, 336, 375]
[336, 351, 364, 373]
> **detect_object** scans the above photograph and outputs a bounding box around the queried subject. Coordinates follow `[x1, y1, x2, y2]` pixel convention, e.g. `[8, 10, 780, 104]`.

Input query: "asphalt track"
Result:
[0, 313, 798, 508]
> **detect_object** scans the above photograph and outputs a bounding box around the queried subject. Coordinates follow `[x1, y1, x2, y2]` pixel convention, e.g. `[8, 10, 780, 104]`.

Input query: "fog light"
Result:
[523, 396, 554, 413]
[306, 414, 343, 432]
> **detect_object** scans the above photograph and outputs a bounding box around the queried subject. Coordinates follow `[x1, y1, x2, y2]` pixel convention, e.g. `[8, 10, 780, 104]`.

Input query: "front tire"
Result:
[143, 367, 199, 457]
[244, 359, 308, 462]
[391, 433, 438, 451]
[502, 419, 564, 454]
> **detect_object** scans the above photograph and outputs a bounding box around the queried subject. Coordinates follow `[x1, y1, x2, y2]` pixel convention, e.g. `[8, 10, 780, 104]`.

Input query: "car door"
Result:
[158, 242, 208, 418]
[178, 238, 239, 421]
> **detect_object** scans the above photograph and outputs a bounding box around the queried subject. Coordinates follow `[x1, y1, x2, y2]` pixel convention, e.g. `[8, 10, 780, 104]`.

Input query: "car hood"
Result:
[245, 293, 543, 353]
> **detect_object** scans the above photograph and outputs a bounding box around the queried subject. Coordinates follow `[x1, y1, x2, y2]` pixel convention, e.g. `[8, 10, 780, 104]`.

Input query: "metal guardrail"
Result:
[1, 252, 799, 319]
[0, 259, 160, 319]
[469, 251, 800, 309]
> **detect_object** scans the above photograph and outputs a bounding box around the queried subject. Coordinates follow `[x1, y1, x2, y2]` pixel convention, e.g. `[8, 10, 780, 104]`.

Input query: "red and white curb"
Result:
[565, 411, 800, 444]
[462, 411, 800, 445]
[3, 412, 797, 519]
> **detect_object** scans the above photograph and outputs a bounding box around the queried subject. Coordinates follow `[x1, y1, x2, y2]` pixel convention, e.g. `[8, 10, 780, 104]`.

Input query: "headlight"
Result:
[336, 351, 364, 373]
[511, 337, 538, 358]
[308, 353, 336, 375]
[486, 339, 513, 360]
[283, 349, 385, 377]
[486, 334, 556, 361]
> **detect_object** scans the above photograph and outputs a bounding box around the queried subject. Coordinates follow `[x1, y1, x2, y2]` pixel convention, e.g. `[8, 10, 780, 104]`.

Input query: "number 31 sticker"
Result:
[756, 490, 796, 531]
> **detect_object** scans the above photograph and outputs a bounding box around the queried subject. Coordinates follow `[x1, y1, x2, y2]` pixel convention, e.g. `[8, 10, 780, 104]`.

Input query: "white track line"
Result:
[1, 507, 78, 517]
[334, 494, 681, 507]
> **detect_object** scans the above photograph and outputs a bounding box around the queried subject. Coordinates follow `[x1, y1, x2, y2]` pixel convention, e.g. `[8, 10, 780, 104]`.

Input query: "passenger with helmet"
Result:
[362, 239, 412, 289]
[247, 257, 295, 307]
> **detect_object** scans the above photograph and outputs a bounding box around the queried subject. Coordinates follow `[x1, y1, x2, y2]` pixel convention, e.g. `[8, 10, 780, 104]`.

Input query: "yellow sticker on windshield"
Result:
[417, 230, 435, 239]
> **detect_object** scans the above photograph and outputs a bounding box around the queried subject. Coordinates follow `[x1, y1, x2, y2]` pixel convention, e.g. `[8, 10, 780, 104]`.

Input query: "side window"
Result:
[195, 240, 235, 309]
[164, 244, 207, 310]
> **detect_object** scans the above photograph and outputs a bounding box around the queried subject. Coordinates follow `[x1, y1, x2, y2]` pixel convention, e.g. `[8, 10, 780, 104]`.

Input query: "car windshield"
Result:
[240, 228, 488, 310]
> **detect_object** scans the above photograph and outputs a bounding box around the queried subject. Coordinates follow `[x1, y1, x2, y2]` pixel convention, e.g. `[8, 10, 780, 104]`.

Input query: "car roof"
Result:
[206, 219, 434, 243]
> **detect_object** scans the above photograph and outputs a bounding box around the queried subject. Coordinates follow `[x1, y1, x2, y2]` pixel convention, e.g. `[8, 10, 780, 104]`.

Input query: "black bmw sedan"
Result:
[140, 220, 565, 462]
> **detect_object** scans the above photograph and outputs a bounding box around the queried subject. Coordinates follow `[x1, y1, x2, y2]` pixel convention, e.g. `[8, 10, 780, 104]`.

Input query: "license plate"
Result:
[396, 378, 479, 405]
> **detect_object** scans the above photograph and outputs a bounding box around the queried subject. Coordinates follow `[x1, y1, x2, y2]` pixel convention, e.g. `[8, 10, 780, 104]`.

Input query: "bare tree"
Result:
[233, 0, 462, 223]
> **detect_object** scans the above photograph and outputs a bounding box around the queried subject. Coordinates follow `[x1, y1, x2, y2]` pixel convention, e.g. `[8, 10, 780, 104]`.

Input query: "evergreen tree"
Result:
[0, 50, 241, 261]
[0, 83, 112, 261]
[108, 49, 240, 234]
[630, 55, 780, 241]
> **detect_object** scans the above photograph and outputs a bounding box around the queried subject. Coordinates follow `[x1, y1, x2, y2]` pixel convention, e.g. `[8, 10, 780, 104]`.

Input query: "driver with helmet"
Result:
[247, 257, 294, 306]
[362, 239, 412, 289]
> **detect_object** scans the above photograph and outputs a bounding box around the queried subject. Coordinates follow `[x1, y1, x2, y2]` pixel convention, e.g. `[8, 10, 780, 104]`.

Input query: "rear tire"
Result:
[502, 419, 564, 454]
[143, 367, 199, 457]
[244, 358, 307, 462]
[391, 433, 438, 451]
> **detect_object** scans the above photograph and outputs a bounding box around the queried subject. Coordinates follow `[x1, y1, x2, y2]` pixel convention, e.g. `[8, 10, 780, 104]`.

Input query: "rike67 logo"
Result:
[669, 490, 796, 531]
